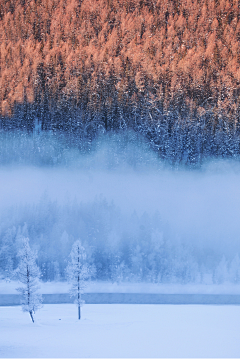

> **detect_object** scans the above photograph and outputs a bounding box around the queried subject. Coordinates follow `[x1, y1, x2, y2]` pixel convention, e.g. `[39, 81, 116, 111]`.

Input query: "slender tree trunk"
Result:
[29, 310, 34, 323]
[78, 248, 81, 320]
[27, 264, 34, 323]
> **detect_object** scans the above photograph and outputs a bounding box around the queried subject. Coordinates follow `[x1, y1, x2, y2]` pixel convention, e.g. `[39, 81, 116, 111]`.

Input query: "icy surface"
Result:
[0, 304, 240, 358]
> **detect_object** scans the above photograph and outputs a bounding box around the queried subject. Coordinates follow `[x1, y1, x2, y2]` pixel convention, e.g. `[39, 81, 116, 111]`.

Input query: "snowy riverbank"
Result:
[2, 280, 240, 295]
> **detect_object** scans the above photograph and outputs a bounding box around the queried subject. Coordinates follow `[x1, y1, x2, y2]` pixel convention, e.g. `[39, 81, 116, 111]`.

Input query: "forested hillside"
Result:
[1, 0, 240, 164]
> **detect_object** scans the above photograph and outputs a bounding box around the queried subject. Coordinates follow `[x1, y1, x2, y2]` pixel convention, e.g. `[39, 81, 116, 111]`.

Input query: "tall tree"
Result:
[15, 237, 42, 323]
[66, 240, 92, 320]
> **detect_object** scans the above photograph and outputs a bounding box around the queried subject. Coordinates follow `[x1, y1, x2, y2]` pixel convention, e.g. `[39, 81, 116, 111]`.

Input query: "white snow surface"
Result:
[2, 280, 240, 294]
[0, 304, 240, 358]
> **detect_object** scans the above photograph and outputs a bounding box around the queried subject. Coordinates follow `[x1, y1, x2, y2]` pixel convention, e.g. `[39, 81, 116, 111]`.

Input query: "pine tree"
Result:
[66, 240, 92, 320]
[15, 237, 42, 323]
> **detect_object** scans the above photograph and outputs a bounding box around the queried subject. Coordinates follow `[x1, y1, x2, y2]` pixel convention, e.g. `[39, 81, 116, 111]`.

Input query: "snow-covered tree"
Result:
[214, 256, 229, 284]
[15, 238, 42, 323]
[229, 254, 240, 283]
[0, 226, 16, 281]
[66, 240, 92, 320]
[110, 254, 125, 284]
[53, 261, 61, 281]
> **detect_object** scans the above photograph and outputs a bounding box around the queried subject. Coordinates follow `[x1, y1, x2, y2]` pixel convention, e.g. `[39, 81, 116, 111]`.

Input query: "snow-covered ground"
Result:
[1, 304, 240, 358]
[2, 280, 240, 295]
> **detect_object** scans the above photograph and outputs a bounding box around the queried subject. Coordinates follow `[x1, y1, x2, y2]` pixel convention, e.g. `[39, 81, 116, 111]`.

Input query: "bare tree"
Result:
[15, 237, 42, 323]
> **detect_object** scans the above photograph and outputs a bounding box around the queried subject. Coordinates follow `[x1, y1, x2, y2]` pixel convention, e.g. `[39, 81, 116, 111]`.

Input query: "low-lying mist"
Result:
[1, 130, 240, 284]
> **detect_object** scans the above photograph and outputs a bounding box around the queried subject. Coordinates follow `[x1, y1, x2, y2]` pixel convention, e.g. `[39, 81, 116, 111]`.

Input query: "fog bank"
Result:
[1, 132, 240, 282]
[1, 161, 240, 254]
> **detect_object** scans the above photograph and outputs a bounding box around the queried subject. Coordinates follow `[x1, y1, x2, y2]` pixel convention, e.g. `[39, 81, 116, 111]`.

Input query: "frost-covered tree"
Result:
[229, 254, 240, 284]
[15, 237, 42, 323]
[53, 261, 61, 281]
[214, 256, 229, 284]
[110, 254, 125, 284]
[0, 226, 16, 281]
[66, 240, 92, 320]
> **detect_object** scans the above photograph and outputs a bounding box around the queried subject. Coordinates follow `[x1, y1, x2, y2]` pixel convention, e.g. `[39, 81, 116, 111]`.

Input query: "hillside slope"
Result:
[1, 0, 240, 164]
[0, 0, 240, 115]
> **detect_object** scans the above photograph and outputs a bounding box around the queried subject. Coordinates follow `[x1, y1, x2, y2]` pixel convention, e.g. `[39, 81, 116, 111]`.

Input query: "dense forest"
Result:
[1, 195, 240, 284]
[1, 0, 240, 165]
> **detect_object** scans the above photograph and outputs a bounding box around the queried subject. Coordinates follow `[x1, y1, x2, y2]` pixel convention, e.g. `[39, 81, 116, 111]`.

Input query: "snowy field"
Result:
[1, 304, 240, 358]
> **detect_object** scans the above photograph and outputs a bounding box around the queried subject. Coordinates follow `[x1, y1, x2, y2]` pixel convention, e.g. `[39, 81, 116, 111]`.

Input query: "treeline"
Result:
[1, 195, 240, 284]
[1, 0, 240, 164]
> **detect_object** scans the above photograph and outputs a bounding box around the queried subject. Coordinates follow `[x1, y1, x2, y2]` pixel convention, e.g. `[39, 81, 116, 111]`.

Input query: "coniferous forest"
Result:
[0, 0, 240, 165]
[1, 0, 240, 286]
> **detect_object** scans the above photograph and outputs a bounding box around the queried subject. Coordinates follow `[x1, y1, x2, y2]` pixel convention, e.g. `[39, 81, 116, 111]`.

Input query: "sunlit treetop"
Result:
[0, 0, 239, 121]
